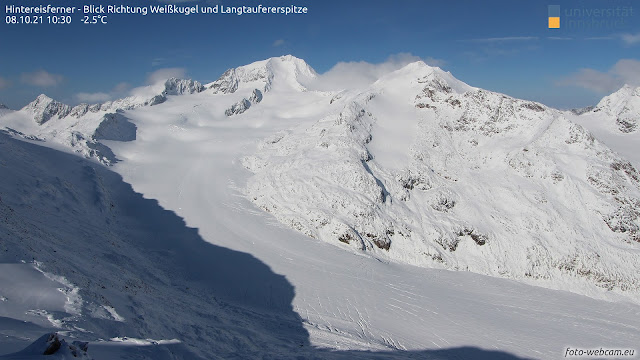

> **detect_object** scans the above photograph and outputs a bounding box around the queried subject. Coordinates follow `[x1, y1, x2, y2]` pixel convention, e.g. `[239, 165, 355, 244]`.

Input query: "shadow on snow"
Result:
[0, 132, 531, 359]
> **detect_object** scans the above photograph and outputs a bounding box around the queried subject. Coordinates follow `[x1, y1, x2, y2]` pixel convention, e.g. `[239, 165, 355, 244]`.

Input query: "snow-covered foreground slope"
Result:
[1, 55, 640, 358]
[2, 129, 640, 359]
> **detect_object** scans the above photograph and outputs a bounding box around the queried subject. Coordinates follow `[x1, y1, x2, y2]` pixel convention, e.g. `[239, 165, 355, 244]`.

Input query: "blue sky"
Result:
[1, 0, 639, 109]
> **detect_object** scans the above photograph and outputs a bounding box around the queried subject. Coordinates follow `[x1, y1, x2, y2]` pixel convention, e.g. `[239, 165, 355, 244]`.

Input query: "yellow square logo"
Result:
[548, 17, 560, 28]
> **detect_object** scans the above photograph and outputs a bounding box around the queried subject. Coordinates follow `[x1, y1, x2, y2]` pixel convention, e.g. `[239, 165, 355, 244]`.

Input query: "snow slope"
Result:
[1, 55, 639, 359]
[2, 109, 640, 360]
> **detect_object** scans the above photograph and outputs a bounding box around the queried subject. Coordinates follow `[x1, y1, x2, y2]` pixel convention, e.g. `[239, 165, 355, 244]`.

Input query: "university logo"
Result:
[548, 5, 560, 28]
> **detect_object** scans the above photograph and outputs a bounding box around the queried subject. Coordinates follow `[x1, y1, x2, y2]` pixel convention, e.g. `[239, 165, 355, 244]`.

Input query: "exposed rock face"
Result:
[162, 77, 205, 96]
[225, 98, 252, 116]
[22, 94, 72, 124]
[225, 89, 263, 116]
[249, 88, 263, 103]
[570, 105, 594, 115]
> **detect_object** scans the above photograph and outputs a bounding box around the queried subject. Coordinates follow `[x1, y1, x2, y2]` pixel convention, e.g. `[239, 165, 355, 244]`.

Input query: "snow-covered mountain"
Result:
[0, 78, 203, 164]
[1, 55, 639, 359]
[567, 84, 640, 171]
[22, 78, 204, 125]
[593, 85, 639, 133]
[207, 54, 317, 94]
[243, 60, 640, 299]
[1, 56, 639, 300]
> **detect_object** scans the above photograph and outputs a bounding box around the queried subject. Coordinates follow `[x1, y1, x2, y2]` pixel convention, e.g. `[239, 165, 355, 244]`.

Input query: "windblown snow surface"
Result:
[0, 55, 639, 359]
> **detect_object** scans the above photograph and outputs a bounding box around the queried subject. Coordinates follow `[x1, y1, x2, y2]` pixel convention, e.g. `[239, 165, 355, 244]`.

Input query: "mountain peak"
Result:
[274, 54, 305, 64]
[162, 77, 205, 96]
[594, 84, 640, 133]
[208, 55, 317, 94]
[596, 84, 640, 111]
[373, 60, 475, 95]
[609, 84, 639, 98]
[34, 93, 54, 103]
[22, 94, 71, 124]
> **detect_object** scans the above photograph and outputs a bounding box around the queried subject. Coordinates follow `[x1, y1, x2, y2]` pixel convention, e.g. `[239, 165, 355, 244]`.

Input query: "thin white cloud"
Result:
[273, 39, 285, 47]
[620, 33, 640, 45]
[547, 37, 573, 40]
[585, 36, 614, 40]
[0, 77, 10, 90]
[73, 83, 133, 104]
[74, 92, 112, 103]
[72, 70, 185, 105]
[610, 59, 640, 85]
[112, 82, 131, 93]
[422, 56, 446, 67]
[556, 59, 640, 93]
[581, 33, 640, 44]
[556, 69, 622, 93]
[463, 36, 538, 43]
[125, 68, 188, 99]
[306, 53, 445, 92]
[20, 70, 64, 87]
[146, 67, 186, 85]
